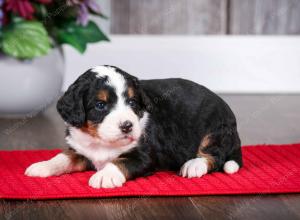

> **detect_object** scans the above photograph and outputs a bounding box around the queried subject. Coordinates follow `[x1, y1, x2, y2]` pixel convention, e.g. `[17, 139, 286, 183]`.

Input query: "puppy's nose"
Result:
[120, 120, 133, 133]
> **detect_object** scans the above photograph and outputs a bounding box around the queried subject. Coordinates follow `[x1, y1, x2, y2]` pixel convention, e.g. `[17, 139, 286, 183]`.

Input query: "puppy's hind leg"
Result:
[180, 134, 219, 178]
[180, 128, 242, 178]
[25, 149, 91, 177]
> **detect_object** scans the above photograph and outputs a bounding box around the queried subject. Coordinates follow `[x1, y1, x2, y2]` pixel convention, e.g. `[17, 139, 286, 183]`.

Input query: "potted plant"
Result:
[0, 0, 108, 117]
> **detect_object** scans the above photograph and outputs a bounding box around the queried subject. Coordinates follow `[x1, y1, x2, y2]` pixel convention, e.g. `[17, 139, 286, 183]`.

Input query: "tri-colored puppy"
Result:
[25, 65, 243, 189]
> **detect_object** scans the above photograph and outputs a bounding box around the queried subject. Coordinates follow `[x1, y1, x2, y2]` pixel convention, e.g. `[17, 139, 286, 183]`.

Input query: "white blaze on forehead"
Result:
[91, 66, 142, 143]
[92, 66, 126, 102]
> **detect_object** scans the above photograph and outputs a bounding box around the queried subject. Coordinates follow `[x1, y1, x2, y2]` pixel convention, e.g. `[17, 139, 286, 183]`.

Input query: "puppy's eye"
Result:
[128, 99, 137, 108]
[95, 101, 106, 111]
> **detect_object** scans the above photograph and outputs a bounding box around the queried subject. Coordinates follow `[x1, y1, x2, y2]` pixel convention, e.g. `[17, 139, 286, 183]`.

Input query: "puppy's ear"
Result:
[57, 71, 92, 127]
[140, 89, 153, 112]
[132, 77, 153, 113]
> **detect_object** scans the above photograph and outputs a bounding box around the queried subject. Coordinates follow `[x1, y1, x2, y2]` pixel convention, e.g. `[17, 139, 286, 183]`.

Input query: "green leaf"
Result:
[79, 21, 109, 43]
[57, 30, 87, 53]
[56, 21, 109, 53]
[2, 21, 51, 59]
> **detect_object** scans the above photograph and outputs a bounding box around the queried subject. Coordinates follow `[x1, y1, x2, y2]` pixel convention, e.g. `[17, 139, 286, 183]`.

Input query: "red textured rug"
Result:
[0, 144, 300, 200]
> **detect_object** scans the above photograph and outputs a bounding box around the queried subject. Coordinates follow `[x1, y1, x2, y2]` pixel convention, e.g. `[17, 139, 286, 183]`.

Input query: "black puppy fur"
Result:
[57, 66, 242, 180]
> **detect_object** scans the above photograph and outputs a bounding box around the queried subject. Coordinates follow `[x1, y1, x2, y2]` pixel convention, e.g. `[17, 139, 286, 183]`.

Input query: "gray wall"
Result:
[110, 0, 300, 35]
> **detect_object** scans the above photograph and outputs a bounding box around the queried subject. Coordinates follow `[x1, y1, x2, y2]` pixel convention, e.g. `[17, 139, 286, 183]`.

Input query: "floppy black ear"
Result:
[140, 89, 154, 113]
[57, 72, 91, 127]
[132, 77, 154, 113]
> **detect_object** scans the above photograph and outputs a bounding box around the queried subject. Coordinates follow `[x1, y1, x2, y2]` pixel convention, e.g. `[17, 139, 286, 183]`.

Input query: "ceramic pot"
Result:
[0, 48, 64, 117]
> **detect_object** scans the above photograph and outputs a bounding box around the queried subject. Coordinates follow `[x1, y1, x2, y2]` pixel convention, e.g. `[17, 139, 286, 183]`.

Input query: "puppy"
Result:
[25, 65, 242, 189]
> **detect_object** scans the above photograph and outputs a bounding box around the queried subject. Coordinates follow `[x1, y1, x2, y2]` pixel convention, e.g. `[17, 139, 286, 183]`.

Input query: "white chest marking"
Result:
[66, 127, 137, 170]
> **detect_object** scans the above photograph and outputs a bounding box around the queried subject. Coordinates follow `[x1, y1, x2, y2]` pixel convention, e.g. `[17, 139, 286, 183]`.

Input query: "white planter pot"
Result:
[0, 48, 64, 117]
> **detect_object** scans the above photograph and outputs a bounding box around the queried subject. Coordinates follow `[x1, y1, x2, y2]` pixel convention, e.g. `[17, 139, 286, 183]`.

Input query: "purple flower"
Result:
[77, 3, 89, 26]
[0, 0, 4, 27]
[85, 0, 101, 14]
[68, 0, 102, 26]
[0, 12, 3, 27]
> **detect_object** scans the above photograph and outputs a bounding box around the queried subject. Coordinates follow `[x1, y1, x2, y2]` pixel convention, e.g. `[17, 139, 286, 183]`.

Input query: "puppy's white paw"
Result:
[25, 153, 73, 177]
[88, 163, 126, 189]
[25, 161, 57, 177]
[180, 158, 208, 178]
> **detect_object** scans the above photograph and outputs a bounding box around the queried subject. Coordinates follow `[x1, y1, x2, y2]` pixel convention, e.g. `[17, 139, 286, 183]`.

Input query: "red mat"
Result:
[0, 144, 300, 200]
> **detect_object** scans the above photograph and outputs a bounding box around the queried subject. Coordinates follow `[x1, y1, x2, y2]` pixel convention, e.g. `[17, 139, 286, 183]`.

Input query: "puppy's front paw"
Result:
[180, 158, 208, 178]
[25, 161, 57, 177]
[88, 163, 126, 189]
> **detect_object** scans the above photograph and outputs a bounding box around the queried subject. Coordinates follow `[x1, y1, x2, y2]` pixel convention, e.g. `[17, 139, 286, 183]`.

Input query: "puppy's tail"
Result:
[223, 146, 243, 174]
[223, 160, 240, 174]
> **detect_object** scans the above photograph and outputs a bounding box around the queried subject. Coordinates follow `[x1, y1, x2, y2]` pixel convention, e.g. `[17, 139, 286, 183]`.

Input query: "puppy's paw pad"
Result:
[180, 158, 208, 178]
[25, 161, 55, 177]
[88, 163, 126, 189]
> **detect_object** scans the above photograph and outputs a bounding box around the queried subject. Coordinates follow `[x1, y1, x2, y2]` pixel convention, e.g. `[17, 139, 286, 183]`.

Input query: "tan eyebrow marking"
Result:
[128, 87, 135, 98]
[97, 90, 109, 102]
